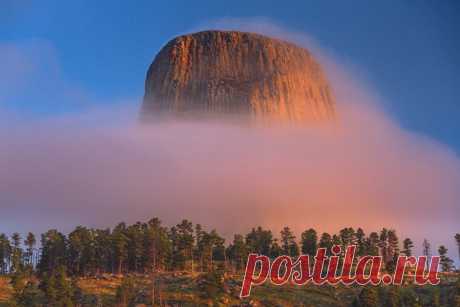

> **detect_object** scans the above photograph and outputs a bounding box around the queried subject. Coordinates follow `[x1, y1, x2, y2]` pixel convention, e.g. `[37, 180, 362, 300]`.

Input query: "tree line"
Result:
[0, 218, 459, 277]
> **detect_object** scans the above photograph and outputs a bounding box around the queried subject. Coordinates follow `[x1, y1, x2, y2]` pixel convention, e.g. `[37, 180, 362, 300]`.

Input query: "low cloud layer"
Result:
[2, 88, 459, 256]
[1, 23, 459, 259]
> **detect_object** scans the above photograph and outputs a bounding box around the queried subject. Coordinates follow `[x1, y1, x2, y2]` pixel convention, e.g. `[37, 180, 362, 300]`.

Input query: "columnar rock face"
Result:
[141, 30, 335, 122]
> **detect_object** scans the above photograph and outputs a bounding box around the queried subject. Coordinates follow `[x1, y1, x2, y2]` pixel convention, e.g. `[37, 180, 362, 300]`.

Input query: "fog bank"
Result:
[1, 23, 459, 259]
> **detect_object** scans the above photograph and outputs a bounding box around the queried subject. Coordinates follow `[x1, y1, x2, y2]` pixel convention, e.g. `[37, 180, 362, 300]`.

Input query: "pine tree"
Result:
[146, 218, 171, 272]
[93, 228, 111, 275]
[280, 226, 299, 257]
[455, 233, 460, 263]
[356, 228, 366, 256]
[438, 245, 454, 272]
[38, 229, 67, 276]
[68, 226, 93, 276]
[11, 232, 23, 273]
[209, 230, 226, 270]
[245, 227, 273, 256]
[332, 235, 341, 249]
[226, 234, 247, 271]
[319, 233, 333, 255]
[269, 239, 283, 258]
[301, 228, 317, 256]
[402, 238, 414, 256]
[126, 222, 145, 272]
[196, 229, 224, 271]
[387, 230, 399, 258]
[194, 224, 204, 271]
[171, 220, 194, 271]
[339, 227, 356, 250]
[378, 228, 389, 262]
[24, 233, 36, 269]
[198, 230, 214, 271]
[0, 234, 11, 274]
[386, 230, 400, 272]
[112, 223, 128, 275]
[366, 232, 379, 256]
[422, 239, 431, 258]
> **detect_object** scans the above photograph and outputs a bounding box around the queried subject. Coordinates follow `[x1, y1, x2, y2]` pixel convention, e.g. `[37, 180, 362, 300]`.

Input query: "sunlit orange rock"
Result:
[141, 30, 335, 122]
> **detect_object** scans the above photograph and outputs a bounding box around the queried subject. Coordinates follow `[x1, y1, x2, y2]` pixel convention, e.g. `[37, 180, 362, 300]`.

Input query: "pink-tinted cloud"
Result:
[1, 22, 459, 261]
[2, 92, 459, 257]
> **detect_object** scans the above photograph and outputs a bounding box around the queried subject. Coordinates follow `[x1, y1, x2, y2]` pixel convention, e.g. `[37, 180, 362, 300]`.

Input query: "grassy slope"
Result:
[74, 273, 359, 306]
[0, 273, 457, 306]
[0, 277, 12, 304]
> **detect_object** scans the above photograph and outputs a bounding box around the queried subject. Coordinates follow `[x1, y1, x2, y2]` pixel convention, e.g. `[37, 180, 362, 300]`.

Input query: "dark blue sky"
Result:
[2, 0, 459, 152]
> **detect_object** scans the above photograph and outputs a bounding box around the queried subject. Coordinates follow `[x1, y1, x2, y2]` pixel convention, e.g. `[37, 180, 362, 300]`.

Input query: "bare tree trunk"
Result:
[210, 248, 213, 271]
[151, 241, 157, 272]
[190, 247, 194, 274]
[151, 271, 156, 306]
[200, 255, 203, 273]
[118, 259, 122, 275]
[159, 278, 163, 307]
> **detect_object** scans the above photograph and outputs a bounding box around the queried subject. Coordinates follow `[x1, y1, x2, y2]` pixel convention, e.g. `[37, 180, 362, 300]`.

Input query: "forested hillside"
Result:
[0, 218, 459, 306]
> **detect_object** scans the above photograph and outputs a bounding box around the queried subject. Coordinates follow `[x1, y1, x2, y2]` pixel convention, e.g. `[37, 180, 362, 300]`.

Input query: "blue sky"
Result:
[1, 0, 459, 152]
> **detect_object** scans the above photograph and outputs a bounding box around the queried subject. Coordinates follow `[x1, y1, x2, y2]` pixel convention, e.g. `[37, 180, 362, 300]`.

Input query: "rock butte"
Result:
[141, 30, 336, 123]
